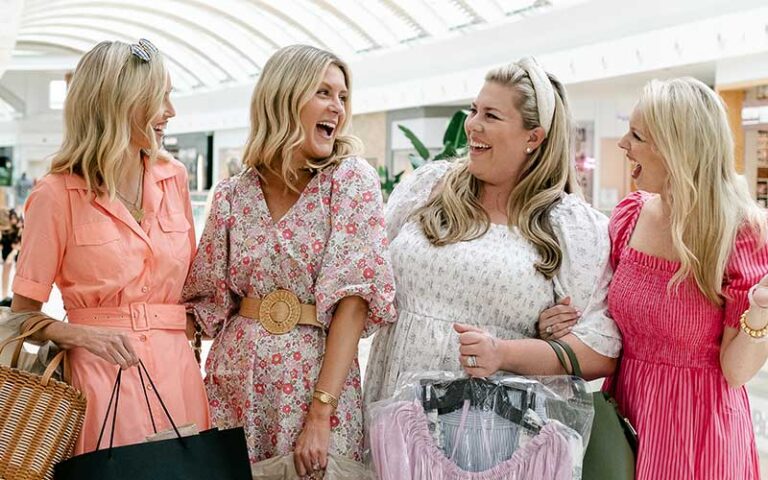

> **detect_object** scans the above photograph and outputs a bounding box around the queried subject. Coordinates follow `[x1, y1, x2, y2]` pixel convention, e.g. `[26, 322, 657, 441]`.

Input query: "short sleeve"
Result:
[608, 191, 649, 270]
[553, 195, 622, 358]
[722, 224, 768, 328]
[182, 178, 238, 337]
[314, 157, 397, 337]
[13, 177, 68, 303]
[385, 161, 452, 241]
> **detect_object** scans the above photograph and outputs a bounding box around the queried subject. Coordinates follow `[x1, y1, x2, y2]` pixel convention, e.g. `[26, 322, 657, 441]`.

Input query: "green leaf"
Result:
[442, 110, 468, 149]
[397, 125, 430, 160]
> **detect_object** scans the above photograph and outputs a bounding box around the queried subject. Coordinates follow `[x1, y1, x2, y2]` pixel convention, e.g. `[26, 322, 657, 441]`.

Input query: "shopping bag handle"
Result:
[95, 359, 184, 454]
[0, 312, 54, 363]
[0, 313, 73, 384]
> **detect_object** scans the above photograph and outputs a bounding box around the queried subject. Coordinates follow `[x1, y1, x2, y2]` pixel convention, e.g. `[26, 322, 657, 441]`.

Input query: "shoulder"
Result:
[730, 214, 768, 264]
[409, 160, 453, 185]
[610, 191, 652, 226]
[609, 190, 652, 235]
[331, 156, 378, 184]
[551, 193, 609, 234]
[34, 174, 68, 193]
[29, 174, 70, 204]
[211, 173, 240, 200]
[394, 160, 454, 198]
[154, 151, 190, 183]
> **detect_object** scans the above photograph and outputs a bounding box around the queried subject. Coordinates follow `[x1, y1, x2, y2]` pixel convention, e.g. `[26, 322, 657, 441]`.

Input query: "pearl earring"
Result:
[525, 147, 532, 154]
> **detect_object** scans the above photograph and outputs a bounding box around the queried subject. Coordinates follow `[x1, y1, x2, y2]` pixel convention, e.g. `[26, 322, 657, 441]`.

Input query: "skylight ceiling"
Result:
[14, 0, 588, 92]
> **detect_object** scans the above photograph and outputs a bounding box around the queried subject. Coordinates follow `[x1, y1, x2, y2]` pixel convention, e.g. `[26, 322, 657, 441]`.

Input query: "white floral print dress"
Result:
[183, 157, 396, 465]
[364, 161, 621, 403]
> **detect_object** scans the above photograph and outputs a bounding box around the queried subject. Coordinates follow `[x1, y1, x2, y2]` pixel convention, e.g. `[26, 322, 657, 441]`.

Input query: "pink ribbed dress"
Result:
[606, 191, 765, 479]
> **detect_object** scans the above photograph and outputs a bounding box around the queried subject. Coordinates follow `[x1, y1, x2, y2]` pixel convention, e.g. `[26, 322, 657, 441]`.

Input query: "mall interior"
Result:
[2, 0, 768, 475]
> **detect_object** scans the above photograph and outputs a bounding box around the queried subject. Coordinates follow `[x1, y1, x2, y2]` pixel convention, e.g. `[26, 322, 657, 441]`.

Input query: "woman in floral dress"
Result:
[365, 58, 622, 405]
[183, 45, 396, 477]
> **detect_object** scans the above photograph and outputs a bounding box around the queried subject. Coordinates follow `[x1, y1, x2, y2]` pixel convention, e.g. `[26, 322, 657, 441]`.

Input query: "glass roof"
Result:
[14, 0, 588, 92]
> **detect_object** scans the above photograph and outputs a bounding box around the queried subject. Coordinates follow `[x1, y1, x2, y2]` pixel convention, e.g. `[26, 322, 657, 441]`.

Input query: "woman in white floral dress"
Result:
[365, 58, 622, 404]
[183, 46, 396, 477]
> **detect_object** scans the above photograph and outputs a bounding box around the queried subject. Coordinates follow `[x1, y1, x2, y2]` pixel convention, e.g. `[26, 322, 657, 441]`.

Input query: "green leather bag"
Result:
[547, 339, 637, 480]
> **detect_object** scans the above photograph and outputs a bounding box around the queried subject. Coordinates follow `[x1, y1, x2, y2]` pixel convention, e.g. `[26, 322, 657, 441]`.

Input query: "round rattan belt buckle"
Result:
[259, 290, 301, 335]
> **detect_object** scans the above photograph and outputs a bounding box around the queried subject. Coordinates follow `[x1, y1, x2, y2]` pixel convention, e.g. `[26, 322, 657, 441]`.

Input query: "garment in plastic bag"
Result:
[367, 371, 593, 480]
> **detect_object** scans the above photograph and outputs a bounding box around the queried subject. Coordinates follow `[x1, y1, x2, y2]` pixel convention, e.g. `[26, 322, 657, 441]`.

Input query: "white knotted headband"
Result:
[518, 57, 556, 136]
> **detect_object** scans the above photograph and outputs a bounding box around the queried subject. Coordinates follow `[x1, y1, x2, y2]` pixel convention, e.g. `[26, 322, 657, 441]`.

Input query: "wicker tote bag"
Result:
[0, 315, 87, 480]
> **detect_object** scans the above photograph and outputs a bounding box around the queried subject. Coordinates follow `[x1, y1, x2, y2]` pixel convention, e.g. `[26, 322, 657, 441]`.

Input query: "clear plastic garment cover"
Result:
[366, 372, 594, 480]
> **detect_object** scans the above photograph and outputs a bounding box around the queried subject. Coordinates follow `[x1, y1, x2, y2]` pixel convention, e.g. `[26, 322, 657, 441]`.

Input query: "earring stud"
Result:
[525, 147, 532, 154]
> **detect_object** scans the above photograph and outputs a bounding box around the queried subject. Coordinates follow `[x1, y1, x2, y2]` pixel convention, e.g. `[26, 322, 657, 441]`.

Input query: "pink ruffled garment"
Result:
[369, 400, 573, 480]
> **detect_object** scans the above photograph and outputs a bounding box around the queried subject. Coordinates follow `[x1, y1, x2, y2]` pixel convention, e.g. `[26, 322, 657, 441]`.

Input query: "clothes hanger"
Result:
[419, 377, 540, 432]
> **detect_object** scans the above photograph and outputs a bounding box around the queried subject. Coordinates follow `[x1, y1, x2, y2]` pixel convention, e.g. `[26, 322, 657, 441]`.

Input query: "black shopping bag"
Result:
[54, 361, 251, 480]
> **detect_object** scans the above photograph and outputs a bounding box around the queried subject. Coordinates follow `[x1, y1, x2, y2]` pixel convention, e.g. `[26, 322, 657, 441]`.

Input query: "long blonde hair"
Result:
[418, 62, 579, 279]
[241, 45, 361, 190]
[639, 77, 766, 305]
[49, 40, 167, 197]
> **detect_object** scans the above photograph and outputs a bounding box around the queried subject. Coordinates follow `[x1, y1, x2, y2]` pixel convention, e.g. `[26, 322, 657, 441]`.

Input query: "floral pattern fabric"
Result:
[183, 157, 396, 465]
[364, 161, 622, 404]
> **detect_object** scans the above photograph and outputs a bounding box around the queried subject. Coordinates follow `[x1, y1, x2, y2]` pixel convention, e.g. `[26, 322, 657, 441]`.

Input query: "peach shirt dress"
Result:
[13, 156, 210, 455]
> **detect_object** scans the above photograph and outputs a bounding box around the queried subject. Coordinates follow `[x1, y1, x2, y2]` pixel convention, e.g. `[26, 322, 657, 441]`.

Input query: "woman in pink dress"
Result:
[543, 77, 768, 479]
[182, 45, 396, 477]
[11, 40, 209, 454]
[605, 77, 768, 479]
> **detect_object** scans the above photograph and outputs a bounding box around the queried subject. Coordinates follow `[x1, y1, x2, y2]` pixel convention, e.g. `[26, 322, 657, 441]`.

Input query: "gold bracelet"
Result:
[739, 309, 768, 341]
[312, 389, 338, 409]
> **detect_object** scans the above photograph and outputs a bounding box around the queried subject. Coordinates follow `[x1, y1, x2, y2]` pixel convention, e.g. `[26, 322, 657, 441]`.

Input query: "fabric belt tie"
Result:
[239, 290, 322, 335]
[67, 303, 187, 331]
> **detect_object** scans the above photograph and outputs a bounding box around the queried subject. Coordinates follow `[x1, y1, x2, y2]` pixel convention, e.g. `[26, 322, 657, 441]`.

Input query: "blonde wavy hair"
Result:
[241, 45, 361, 190]
[639, 77, 766, 305]
[49, 40, 167, 197]
[417, 62, 579, 279]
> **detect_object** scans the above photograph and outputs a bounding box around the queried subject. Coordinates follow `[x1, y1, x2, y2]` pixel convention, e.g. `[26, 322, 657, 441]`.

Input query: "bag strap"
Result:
[553, 339, 583, 378]
[547, 340, 569, 374]
[546, 339, 623, 397]
[545, 339, 583, 377]
[95, 359, 184, 453]
[0, 313, 55, 364]
[14, 314, 56, 366]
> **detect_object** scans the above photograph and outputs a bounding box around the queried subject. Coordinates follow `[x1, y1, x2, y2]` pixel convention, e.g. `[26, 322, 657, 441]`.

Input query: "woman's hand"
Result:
[538, 296, 580, 340]
[72, 325, 139, 369]
[293, 407, 332, 478]
[13, 291, 139, 370]
[750, 275, 768, 308]
[745, 274, 768, 330]
[454, 323, 503, 377]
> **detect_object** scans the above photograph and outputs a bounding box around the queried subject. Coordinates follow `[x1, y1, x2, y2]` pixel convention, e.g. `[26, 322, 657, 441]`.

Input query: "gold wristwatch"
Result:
[312, 389, 338, 409]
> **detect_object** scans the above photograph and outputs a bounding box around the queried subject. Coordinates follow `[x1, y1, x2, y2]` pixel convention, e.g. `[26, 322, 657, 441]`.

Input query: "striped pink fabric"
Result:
[605, 191, 765, 480]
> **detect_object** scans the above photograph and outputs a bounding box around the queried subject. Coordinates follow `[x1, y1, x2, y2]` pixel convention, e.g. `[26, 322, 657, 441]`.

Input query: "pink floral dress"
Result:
[183, 157, 396, 465]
